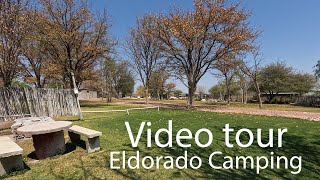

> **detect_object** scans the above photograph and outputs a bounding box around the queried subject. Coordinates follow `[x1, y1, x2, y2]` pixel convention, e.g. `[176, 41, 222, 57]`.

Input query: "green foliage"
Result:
[173, 90, 183, 97]
[103, 58, 135, 97]
[209, 84, 224, 96]
[291, 73, 316, 95]
[260, 62, 293, 94]
[11, 79, 31, 88]
[119, 73, 135, 97]
[315, 60, 320, 79]
[209, 80, 240, 100]
[260, 62, 316, 102]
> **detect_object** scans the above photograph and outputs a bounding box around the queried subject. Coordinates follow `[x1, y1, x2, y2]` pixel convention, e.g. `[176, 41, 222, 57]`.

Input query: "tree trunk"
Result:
[187, 85, 196, 108]
[244, 90, 247, 104]
[227, 86, 231, 105]
[69, 75, 74, 89]
[101, 88, 104, 101]
[241, 88, 244, 104]
[3, 79, 11, 87]
[2, 75, 12, 87]
[145, 87, 149, 104]
[35, 70, 43, 88]
[254, 81, 263, 108]
[157, 89, 160, 100]
[107, 92, 112, 103]
[225, 75, 231, 105]
[267, 91, 275, 103]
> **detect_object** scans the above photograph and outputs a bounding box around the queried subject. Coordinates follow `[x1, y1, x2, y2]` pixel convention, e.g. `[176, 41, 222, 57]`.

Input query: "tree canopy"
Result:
[260, 62, 315, 102]
[155, 0, 258, 107]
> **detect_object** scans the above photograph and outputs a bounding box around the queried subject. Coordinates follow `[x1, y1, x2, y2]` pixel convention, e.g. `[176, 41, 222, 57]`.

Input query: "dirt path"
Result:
[114, 100, 320, 122]
[198, 107, 320, 121]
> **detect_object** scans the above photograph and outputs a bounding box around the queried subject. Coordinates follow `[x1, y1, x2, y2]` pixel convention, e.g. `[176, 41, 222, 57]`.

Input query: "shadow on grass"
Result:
[0, 162, 31, 179]
[79, 101, 111, 108]
[27, 142, 77, 160]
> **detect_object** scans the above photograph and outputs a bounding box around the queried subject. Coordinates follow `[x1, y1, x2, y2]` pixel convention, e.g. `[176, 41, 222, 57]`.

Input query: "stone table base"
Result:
[32, 130, 65, 160]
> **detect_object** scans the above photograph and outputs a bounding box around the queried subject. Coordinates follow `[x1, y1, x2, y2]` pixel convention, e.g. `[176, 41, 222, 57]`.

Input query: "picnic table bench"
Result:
[68, 125, 102, 153]
[0, 136, 24, 176]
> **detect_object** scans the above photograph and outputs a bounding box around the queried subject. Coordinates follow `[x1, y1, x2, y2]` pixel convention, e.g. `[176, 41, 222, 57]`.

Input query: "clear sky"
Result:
[91, 0, 320, 93]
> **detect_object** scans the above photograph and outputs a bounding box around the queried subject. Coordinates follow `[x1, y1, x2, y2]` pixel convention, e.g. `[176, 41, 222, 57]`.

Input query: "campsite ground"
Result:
[93, 99, 320, 121]
[114, 99, 320, 113]
[3, 101, 320, 179]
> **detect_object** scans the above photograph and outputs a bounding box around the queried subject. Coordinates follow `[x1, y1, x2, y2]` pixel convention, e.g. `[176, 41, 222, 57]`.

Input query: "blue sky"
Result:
[92, 0, 320, 92]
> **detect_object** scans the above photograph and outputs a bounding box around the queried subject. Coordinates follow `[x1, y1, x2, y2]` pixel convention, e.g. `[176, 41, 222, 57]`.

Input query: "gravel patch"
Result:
[199, 107, 320, 121]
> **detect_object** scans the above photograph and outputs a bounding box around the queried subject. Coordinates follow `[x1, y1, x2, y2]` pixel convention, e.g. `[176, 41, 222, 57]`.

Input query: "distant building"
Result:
[78, 89, 97, 99]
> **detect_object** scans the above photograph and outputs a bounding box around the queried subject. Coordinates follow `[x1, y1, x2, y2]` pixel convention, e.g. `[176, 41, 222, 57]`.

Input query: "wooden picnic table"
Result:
[17, 121, 72, 159]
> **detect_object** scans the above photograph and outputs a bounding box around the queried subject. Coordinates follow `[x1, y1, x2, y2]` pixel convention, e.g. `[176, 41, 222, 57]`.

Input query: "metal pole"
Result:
[71, 72, 83, 120]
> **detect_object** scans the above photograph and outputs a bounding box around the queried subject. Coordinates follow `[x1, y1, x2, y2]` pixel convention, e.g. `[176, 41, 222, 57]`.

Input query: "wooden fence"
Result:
[0, 87, 79, 121]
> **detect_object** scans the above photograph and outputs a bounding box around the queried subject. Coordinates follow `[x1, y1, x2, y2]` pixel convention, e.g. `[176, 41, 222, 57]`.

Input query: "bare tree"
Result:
[0, 0, 29, 86]
[239, 52, 263, 108]
[126, 15, 163, 104]
[20, 10, 49, 88]
[197, 85, 207, 100]
[212, 53, 239, 104]
[237, 71, 250, 104]
[155, 0, 257, 108]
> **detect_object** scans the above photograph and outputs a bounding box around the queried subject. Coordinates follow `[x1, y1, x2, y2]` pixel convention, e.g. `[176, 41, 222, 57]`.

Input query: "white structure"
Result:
[78, 89, 97, 99]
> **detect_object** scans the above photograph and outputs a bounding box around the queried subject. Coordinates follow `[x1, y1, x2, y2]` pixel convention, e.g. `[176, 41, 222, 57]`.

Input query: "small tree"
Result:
[259, 62, 293, 102]
[118, 72, 135, 97]
[164, 82, 176, 99]
[209, 80, 239, 101]
[149, 67, 169, 100]
[136, 85, 145, 98]
[236, 72, 250, 104]
[315, 60, 320, 79]
[239, 52, 263, 108]
[197, 86, 206, 100]
[209, 84, 224, 101]
[260, 62, 316, 102]
[101, 57, 134, 101]
[213, 53, 239, 104]
[126, 15, 163, 104]
[173, 90, 183, 98]
[291, 73, 315, 96]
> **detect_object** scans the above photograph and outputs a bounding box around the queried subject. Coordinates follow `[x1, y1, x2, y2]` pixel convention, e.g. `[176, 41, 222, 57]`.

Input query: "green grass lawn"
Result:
[4, 104, 320, 179]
